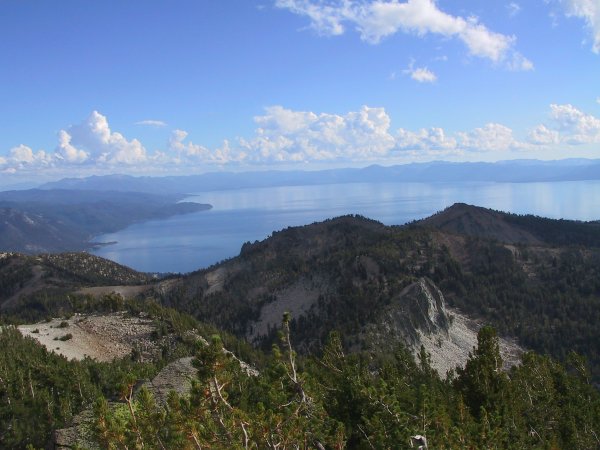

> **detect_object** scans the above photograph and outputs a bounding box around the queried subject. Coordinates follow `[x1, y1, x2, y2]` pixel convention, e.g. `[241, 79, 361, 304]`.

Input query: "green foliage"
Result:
[89, 321, 600, 449]
[436, 238, 600, 381]
[57, 333, 73, 341]
[1, 306, 599, 448]
[0, 291, 270, 448]
[0, 327, 157, 448]
[455, 326, 508, 418]
[93, 315, 346, 449]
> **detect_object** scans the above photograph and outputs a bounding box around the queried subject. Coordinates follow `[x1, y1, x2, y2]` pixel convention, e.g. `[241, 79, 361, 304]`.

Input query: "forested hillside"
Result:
[3, 311, 599, 448]
[89, 323, 600, 449]
[0, 189, 210, 253]
[154, 206, 600, 381]
[0, 252, 152, 321]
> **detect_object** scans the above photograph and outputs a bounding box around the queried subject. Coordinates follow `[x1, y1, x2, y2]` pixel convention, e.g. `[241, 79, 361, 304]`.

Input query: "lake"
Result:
[91, 180, 600, 273]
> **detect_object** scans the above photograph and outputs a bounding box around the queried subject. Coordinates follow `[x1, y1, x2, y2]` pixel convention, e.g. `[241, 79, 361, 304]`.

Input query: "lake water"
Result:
[91, 181, 600, 273]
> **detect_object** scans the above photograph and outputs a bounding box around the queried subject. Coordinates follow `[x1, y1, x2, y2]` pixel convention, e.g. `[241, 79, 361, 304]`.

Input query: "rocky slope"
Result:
[19, 312, 160, 362]
[360, 277, 522, 375]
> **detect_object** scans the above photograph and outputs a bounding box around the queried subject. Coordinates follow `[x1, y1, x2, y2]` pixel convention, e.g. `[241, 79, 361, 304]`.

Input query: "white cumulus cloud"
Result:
[548, 103, 600, 144]
[169, 129, 213, 160]
[4, 104, 599, 176]
[527, 124, 560, 145]
[407, 66, 437, 83]
[59, 111, 148, 165]
[457, 123, 526, 152]
[10, 145, 37, 164]
[395, 123, 534, 155]
[56, 130, 89, 163]
[168, 130, 247, 165]
[240, 105, 396, 162]
[396, 127, 457, 152]
[275, 0, 532, 69]
[5, 145, 53, 168]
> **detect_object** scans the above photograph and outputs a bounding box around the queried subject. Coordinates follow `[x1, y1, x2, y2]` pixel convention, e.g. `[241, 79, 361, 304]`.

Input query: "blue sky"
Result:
[1, 0, 599, 185]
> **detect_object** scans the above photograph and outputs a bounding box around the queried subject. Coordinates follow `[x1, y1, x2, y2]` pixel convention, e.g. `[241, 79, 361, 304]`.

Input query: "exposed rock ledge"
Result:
[362, 277, 523, 376]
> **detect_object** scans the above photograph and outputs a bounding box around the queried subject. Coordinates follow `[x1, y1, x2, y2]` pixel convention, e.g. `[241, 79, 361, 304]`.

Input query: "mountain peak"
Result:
[417, 203, 543, 245]
[417, 203, 600, 247]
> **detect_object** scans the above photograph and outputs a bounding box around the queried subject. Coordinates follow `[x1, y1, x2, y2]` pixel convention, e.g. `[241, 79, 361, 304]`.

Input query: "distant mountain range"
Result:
[39, 159, 600, 194]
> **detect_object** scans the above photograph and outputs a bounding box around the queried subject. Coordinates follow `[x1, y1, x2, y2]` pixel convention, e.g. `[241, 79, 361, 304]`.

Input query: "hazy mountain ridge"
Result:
[0, 189, 211, 253]
[38, 159, 600, 194]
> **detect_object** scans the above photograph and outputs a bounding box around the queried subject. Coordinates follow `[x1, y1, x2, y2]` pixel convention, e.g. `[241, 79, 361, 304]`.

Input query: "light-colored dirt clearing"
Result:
[18, 312, 156, 361]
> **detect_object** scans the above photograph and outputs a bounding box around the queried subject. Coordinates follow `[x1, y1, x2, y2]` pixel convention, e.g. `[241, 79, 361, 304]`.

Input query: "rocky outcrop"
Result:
[141, 356, 197, 405]
[247, 278, 324, 344]
[53, 357, 198, 449]
[416, 309, 522, 376]
[364, 277, 449, 347]
[362, 277, 522, 376]
[54, 408, 101, 449]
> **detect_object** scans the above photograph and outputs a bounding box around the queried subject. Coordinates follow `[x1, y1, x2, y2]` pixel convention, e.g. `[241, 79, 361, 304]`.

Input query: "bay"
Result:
[91, 180, 600, 273]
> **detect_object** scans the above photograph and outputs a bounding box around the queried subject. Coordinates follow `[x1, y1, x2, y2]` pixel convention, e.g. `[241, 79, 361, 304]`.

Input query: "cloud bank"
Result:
[58, 111, 148, 164]
[2, 104, 599, 176]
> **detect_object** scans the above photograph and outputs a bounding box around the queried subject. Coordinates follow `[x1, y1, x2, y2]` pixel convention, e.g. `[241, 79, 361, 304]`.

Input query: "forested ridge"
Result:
[154, 209, 600, 382]
[0, 296, 260, 448]
[2, 204, 600, 447]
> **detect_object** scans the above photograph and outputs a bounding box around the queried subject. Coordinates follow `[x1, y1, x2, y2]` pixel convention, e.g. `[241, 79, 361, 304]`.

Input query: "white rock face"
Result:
[362, 277, 523, 377]
[417, 309, 522, 377]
